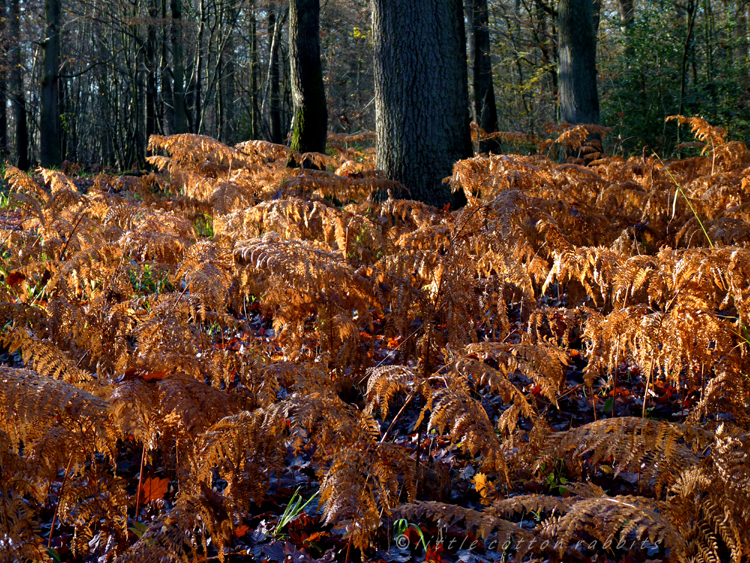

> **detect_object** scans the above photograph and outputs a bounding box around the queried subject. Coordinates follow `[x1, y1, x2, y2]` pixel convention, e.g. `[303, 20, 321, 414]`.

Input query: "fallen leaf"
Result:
[139, 476, 169, 504]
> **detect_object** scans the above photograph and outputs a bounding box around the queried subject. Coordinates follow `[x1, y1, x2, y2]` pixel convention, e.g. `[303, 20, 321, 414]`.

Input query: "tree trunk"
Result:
[171, 0, 187, 133]
[10, 0, 28, 170]
[371, 0, 472, 207]
[289, 0, 327, 158]
[41, 0, 61, 167]
[466, 0, 501, 153]
[268, 10, 283, 144]
[0, 0, 8, 156]
[557, 0, 600, 125]
[145, 0, 158, 141]
[249, 0, 259, 139]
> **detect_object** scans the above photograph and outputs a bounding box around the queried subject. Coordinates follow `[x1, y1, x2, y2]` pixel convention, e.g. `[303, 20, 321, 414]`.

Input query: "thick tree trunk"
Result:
[289, 0, 327, 158]
[466, 0, 501, 153]
[558, 0, 600, 125]
[171, 0, 187, 133]
[371, 0, 472, 207]
[10, 0, 28, 170]
[40, 0, 61, 167]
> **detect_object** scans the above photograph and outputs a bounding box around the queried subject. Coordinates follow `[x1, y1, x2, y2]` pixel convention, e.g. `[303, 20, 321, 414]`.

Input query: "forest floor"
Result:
[0, 121, 748, 563]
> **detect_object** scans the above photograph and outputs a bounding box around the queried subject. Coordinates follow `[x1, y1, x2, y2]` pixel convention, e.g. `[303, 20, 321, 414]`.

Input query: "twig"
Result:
[134, 445, 147, 521]
[48, 452, 75, 549]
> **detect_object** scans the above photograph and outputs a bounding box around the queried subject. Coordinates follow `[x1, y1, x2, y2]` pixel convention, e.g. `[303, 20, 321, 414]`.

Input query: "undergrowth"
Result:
[0, 120, 749, 562]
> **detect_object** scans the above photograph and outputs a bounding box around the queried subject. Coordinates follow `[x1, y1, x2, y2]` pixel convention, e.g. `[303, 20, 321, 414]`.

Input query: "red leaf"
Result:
[139, 476, 169, 504]
[6, 271, 25, 287]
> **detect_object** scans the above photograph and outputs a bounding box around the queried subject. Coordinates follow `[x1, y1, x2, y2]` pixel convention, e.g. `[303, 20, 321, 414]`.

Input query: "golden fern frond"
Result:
[463, 341, 568, 405]
[156, 375, 234, 437]
[538, 417, 714, 496]
[0, 367, 114, 476]
[365, 365, 425, 420]
[57, 458, 128, 556]
[110, 378, 160, 449]
[175, 240, 233, 312]
[117, 487, 233, 563]
[428, 377, 509, 479]
[3, 326, 94, 384]
[393, 501, 533, 559]
[234, 233, 376, 360]
[5, 165, 49, 203]
[319, 440, 415, 550]
[0, 431, 46, 561]
[194, 405, 287, 510]
[667, 464, 745, 563]
[235, 138, 291, 162]
[288, 390, 381, 454]
[538, 494, 686, 560]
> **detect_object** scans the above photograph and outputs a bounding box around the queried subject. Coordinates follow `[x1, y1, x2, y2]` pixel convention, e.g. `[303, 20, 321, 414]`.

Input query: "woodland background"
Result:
[0, 0, 748, 169]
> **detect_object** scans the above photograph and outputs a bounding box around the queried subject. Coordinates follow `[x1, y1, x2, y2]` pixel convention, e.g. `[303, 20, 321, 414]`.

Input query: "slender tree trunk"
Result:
[558, 0, 600, 125]
[289, 0, 327, 158]
[9, 0, 28, 170]
[0, 0, 8, 156]
[221, 5, 236, 144]
[250, 0, 259, 138]
[466, 0, 501, 153]
[371, 0, 472, 206]
[171, 0, 187, 133]
[268, 10, 283, 144]
[145, 0, 158, 141]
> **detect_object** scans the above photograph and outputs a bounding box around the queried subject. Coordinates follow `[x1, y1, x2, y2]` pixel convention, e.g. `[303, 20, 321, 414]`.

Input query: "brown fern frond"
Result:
[365, 364, 426, 420]
[3, 326, 94, 384]
[537, 417, 714, 496]
[428, 376, 509, 478]
[393, 501, 533, 558]
[0, 367, 114, 476]
[5, 165, 49, 204]
[538, 494, 686, 560]
[319, 440, 415, 549]
[0, 431, 46, 561]
[194, 405, 287, 511]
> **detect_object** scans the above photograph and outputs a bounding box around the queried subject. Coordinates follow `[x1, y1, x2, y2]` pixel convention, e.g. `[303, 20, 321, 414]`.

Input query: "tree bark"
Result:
[249, 0, 259, 139]
[558, 0, 600, 125]
[0, 0, 8, 156]
[466, 0, 501, 153]
[267, 9, 283, 144]
[289, 0, 327, 158]
[171, 0, 187, 133]
[9, 0, 28, 170]
[371, 0, 472, 207]
[145, 0, 158, 141]
[41, 0, 62, 167]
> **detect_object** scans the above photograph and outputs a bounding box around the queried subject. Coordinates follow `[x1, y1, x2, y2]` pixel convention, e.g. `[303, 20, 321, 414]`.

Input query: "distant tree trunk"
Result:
[557, 0, 600, 125]
[371, 0, 472, 207]
[268, 10, 283, 144]
[617, 0, 634, 27]
[171, 0, 187, 133]
[289, 0, 327, 158]
[465, 0, 501, 153]
[221, 5, 236, 144]
[0, 0, 8, 156]
[249, 0, 260, 138]
[41, 0, 62, 167]
[145, 0, 158, 141]
[9, 0, 28, 170]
